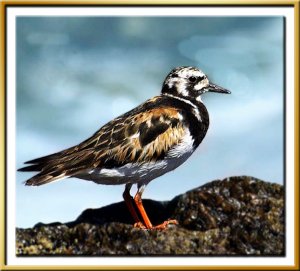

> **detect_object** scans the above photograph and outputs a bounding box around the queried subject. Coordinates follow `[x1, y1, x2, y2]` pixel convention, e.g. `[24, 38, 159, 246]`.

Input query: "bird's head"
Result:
[162, 66, 231, 101]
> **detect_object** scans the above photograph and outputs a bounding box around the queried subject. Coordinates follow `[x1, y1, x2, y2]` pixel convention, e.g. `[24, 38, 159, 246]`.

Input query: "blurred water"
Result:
[16, 17, 284, 227]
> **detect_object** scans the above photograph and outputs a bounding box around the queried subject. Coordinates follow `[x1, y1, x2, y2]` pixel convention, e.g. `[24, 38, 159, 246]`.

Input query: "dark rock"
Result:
[16, 176, 284, 255]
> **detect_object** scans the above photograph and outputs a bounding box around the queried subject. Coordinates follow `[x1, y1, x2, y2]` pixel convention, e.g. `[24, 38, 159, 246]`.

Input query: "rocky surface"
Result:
[16, 176, 284, 255]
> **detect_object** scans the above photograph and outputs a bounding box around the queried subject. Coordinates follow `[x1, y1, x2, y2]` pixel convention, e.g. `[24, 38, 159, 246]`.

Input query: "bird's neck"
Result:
[162, 92, 205, 115]
[162, 92, 209, 148]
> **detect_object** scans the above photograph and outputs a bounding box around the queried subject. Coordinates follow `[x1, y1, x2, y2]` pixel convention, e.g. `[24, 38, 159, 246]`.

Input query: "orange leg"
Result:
[133, 185, 178, 230]
[134, 188, 153, 229]
[122, 184, 145, 229]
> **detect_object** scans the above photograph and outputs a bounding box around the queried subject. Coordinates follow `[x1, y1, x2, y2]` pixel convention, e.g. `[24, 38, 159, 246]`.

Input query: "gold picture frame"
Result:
[1, 0, 299, 270]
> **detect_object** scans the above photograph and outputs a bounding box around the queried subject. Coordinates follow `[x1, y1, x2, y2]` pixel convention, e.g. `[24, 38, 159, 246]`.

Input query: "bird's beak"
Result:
[207, 83, 231, 94]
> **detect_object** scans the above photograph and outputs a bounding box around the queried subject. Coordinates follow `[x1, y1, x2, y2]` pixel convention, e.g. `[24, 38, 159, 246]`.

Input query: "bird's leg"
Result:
[133, 185, 153, 229]
[122, 183, 145, 229]
[133, 184, 178, 230]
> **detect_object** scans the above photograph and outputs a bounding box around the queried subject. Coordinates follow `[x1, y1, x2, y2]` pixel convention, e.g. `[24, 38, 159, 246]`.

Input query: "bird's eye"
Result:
[188, 76, 197, 83]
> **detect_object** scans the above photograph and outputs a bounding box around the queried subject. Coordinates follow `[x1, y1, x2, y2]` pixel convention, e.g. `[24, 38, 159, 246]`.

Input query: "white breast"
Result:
[76, 129, 195, 186]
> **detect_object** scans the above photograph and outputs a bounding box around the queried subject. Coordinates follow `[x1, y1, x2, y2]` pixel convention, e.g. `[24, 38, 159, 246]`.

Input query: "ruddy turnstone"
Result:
[19, 66, 230, 230]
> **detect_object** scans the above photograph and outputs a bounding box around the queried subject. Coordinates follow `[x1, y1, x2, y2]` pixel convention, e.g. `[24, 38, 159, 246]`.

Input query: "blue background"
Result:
[16, 16, 284, 228]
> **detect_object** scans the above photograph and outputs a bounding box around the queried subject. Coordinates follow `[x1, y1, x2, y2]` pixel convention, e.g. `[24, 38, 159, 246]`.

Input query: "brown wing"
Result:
[19, 104, 185, 186]
[96, 107, 185, 166]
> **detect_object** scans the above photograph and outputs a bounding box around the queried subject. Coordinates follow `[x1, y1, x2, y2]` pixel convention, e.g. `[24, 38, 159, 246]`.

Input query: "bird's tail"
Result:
[18, 150, 61, 185]
[18, 161, 68, 186]
[18, 149, 94, 186]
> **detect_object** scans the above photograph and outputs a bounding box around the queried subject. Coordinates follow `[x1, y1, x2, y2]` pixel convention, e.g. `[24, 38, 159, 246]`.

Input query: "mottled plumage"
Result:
[19, 66, 230, 230]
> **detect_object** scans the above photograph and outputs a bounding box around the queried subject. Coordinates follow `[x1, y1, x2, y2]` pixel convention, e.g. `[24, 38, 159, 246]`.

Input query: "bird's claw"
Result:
[133, 222, 147, 229]
[133, 219, 178, 231]
[152, 219, 178, 230]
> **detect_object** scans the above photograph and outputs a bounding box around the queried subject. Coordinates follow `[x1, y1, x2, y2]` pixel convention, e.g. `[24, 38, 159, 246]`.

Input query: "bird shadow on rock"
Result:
[35, 199, 176, 229]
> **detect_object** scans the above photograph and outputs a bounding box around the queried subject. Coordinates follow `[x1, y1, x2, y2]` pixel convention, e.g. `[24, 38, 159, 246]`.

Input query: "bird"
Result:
[19, 66, 231, 230]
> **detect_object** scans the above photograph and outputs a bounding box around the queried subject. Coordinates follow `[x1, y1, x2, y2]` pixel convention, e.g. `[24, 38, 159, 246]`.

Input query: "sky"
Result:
[16, 16, 284, 228]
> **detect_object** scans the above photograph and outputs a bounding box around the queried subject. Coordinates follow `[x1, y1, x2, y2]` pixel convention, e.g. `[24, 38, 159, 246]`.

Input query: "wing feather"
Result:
[19, 99, 185, 186]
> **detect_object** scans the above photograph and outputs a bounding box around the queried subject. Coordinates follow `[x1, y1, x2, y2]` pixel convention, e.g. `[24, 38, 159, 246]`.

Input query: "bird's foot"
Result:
[133, 222, 147, 229]
[133, 219, 178, 231]
[151, 219, 178, 230]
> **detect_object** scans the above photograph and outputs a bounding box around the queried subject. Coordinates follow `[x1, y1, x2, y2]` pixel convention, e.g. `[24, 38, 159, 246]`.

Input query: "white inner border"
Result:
[6, 7, 295, 267]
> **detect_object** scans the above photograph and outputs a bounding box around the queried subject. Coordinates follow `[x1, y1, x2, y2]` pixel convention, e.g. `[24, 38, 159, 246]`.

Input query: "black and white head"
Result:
[162, 66, 230, 101]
